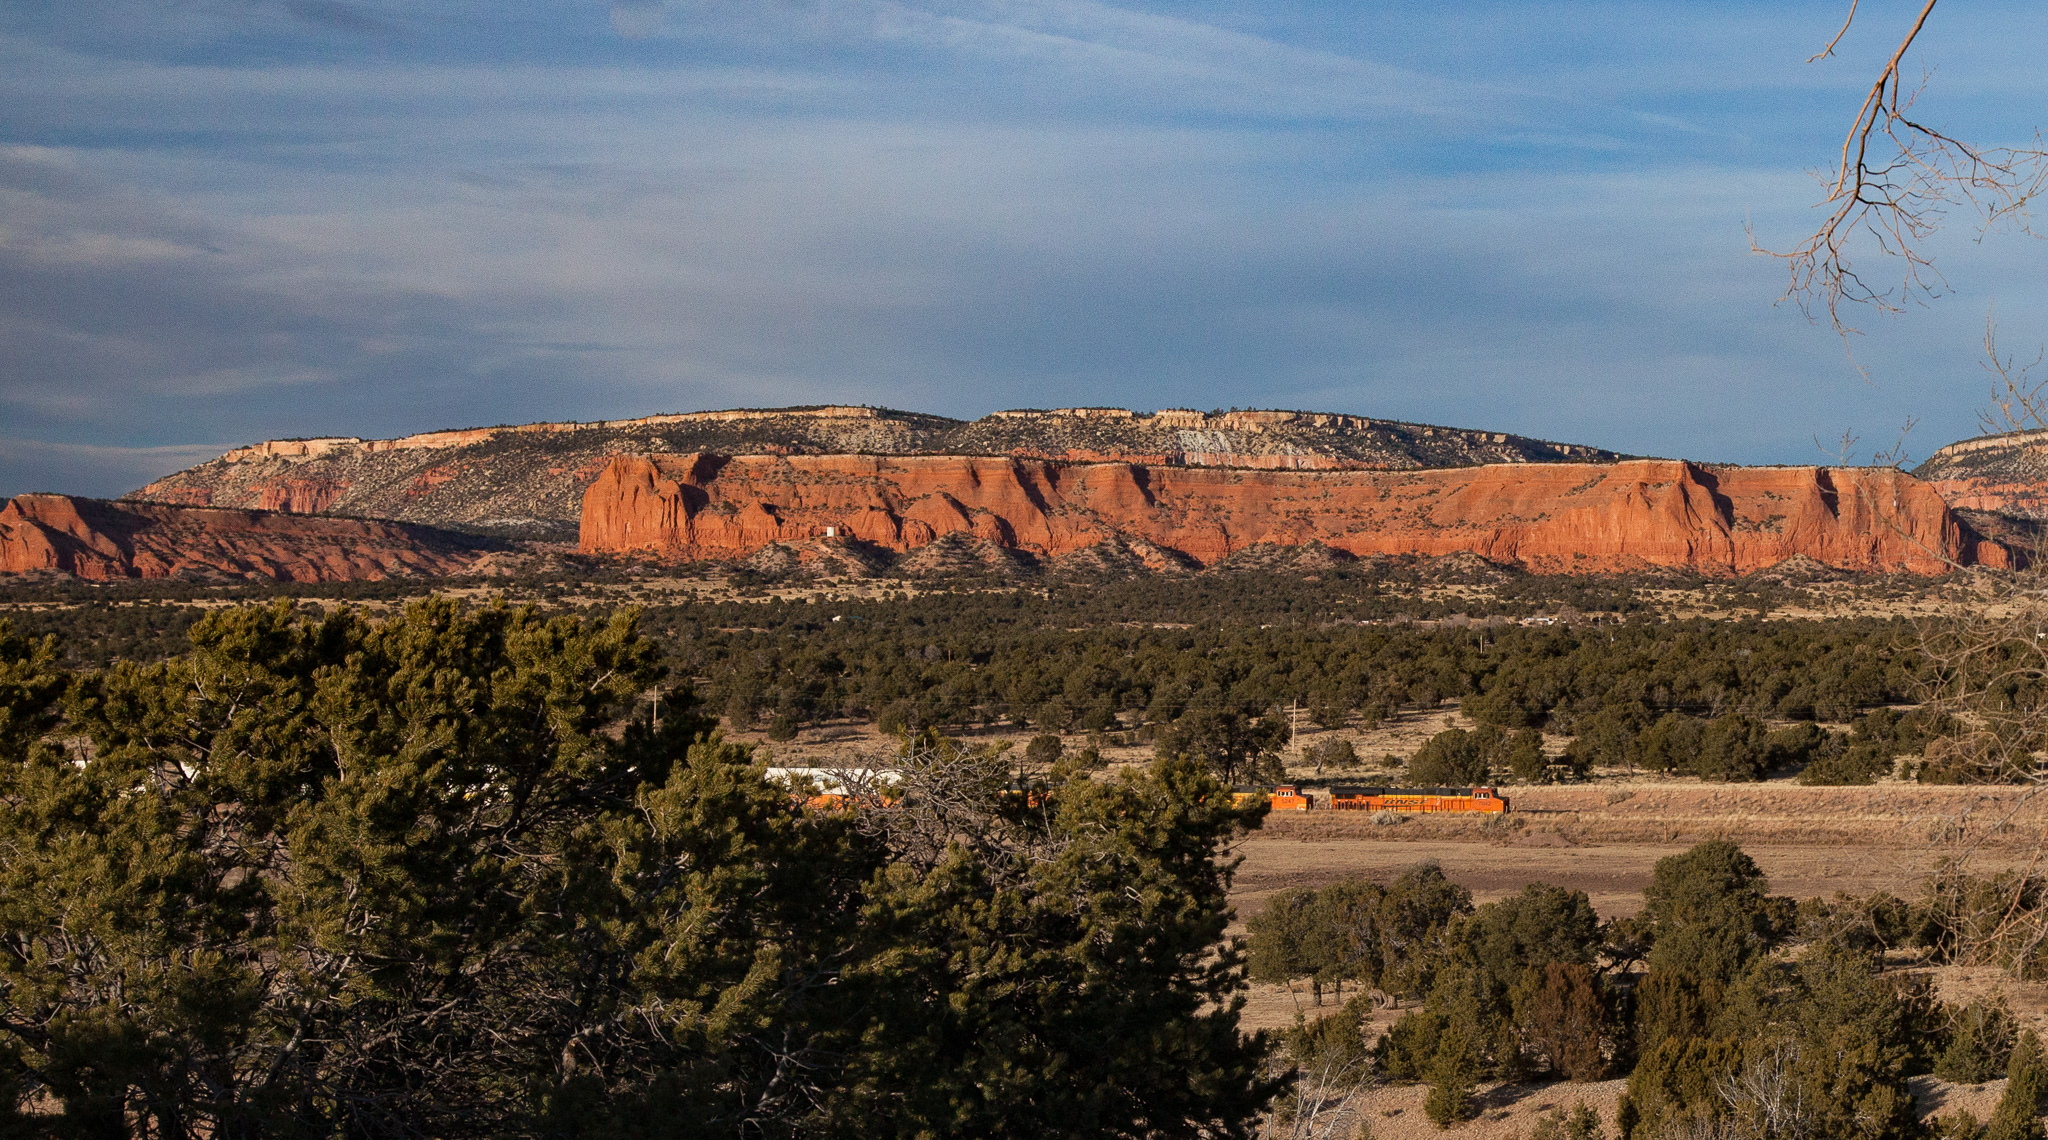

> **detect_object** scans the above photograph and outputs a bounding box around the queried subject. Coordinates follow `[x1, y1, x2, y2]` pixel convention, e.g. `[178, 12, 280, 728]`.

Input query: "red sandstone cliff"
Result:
[0, 494, 498, 582]
[580, 454, 2006, 576]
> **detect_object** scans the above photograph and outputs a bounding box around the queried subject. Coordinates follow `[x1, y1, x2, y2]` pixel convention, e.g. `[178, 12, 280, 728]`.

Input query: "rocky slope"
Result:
[1914, 429, 2048, 518]
[127, 407, 1621, 541]
[581, 454, 2005, 577]
[0, 494, 502, 582]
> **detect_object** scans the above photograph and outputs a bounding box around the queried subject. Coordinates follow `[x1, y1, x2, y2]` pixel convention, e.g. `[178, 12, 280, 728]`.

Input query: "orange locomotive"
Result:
[1326, 785, 1509, 814]
[1231, 784, 1312, 811]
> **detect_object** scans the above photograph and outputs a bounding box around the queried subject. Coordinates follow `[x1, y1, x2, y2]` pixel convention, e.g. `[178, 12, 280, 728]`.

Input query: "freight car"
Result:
[1326, 785, 1509, 814]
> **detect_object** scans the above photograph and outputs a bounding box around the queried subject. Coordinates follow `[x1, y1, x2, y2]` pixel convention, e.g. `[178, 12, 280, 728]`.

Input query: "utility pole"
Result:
[1289, 698, 1303, 771]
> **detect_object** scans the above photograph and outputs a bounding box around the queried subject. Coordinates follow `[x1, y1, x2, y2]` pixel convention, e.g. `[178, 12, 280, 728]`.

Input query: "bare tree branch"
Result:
[1754, 0, 2048, 335]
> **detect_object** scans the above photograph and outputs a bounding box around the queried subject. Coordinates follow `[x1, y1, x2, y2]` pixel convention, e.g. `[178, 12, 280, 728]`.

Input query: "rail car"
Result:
[1326, 785, 1509, 814]
[1232, 784, 1312, 811]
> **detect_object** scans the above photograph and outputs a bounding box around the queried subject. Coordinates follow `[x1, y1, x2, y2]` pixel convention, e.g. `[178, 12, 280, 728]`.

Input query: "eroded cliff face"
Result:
[581, 454, 2004, 576]
[0, 494, 498, 582]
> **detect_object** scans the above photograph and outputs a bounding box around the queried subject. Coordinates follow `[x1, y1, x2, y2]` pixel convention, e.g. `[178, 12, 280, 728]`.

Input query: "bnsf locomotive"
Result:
[1327, 785, 1508, 813]
[1230, 784, 1509, 813]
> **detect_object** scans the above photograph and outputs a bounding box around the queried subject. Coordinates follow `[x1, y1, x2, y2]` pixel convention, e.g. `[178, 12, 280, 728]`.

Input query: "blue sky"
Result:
[4, 1, 2047, 497]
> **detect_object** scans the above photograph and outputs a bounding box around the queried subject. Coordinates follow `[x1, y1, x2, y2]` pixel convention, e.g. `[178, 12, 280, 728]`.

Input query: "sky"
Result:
[5, 1, 2048, 498]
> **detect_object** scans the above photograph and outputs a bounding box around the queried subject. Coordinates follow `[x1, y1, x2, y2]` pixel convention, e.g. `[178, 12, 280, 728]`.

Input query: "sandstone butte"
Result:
[580, 454, 2011, 576]
[0, 494, 492, 582]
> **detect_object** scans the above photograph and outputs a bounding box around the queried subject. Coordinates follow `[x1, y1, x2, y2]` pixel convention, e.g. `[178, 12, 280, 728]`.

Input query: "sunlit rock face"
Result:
[580, 454, 2004, 576]
[0, 494, 497, 582]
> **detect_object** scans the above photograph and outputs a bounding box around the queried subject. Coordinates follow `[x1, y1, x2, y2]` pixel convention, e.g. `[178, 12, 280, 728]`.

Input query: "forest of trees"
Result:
[13, 575, 2043, 785]
[0, 603, 1274, 1138]
[1249, 843, 2048, 1138]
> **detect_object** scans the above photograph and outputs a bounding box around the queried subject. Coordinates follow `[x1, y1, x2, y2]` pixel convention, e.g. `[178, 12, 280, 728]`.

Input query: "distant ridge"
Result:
[1914, 429, 2048, 518]
[129, 406, 1625, 541]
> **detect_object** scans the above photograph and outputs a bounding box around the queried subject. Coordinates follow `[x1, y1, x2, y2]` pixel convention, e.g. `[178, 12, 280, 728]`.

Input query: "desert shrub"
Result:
[1516, 962, 1610, 1080]
[1918, 867, 2048, 979]
[1461, 883, 1604, 977]
[1409, 727, 1495, 785]
[1307, 736, 1359, 770]
[1048, 743, 1105, 779]
[1984, 1030, 2046, 1140]
[1799, 738, 1892, 784]
[1024, 732, 1064, 767]
[1375, 1009, 1447, 1082]
[767, 709, 799, 740]
[1503, 728, 1550, 781]
[1638, 713, 1704, 774]
[1691, 712, 1770, 781]
[1531, 1102, 1606, 1140]
[1075, 700, 1120, 731]
[1936, 999, 2019, 1084]
[1796, 890, 1914, 954]
[1563, 703, 1651, 771]
[1421, 1021, 1481, 1127]
[1286, 994, 1375, 1075]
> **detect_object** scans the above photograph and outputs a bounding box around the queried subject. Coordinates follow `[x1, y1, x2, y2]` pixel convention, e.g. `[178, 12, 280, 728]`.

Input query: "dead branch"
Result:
[1754, 0, 2048, 335]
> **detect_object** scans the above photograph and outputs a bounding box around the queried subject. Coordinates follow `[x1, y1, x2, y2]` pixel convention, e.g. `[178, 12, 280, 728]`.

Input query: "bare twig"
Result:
[1754, 0, 2048, 335]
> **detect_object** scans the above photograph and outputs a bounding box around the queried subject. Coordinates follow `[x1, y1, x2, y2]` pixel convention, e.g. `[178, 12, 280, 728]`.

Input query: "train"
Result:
[1234, 784, 1510, 813]
[773, 769, 1509, 816]
[1327, 785, 1508, 813]
[1233, 784, 1312, 811]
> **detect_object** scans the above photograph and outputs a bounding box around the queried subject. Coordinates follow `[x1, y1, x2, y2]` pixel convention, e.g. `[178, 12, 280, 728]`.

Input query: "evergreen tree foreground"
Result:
[0, 603, 1277, 1138]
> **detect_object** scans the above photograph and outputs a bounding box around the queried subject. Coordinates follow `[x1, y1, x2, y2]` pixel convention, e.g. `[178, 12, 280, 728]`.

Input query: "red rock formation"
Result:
[0, 494, 494, 582]
[581, 454, 2007, 576]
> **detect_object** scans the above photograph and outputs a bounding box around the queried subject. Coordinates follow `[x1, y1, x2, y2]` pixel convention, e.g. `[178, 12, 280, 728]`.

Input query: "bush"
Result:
[1566, 703, 1649, 771]
[1286, 994, 1375, 1075]
[1516, 962, 1609, 1080]
[1421, 1023, 1480, 1127]
[1936, 1000, 2019, 1084]
[1025, 732, 1064, 768]
[1692, 713, 1769, 781]
[1984, 1030, 2047, 1140]
[1307, 736, 1359, 770]
[1410, 727, 1494, 785]
[1638, 713, 1703, 774]
[1799, 738, 1891, 784]
[1505, 728, 1549, 781]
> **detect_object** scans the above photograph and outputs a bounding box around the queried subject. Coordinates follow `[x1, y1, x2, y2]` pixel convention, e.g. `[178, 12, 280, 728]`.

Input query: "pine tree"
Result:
[1985, 1031, 2047, 1140]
